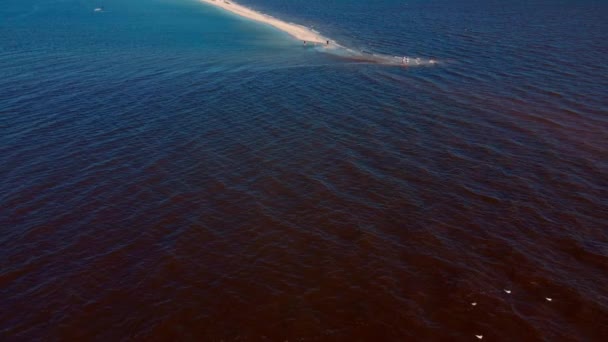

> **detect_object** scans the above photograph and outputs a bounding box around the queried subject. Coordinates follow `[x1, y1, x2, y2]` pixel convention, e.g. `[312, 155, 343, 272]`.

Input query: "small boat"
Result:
[94, 7, 104, 12]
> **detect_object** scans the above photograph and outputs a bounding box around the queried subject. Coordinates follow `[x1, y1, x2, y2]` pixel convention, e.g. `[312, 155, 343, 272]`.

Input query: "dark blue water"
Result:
[1, 0, 607, 340]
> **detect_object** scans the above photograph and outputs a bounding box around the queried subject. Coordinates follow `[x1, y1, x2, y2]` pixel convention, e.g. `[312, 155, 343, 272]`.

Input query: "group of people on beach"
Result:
[303, 40, 331, 46]
[402, 56, 421, 65]
[400, 56, 436, 66]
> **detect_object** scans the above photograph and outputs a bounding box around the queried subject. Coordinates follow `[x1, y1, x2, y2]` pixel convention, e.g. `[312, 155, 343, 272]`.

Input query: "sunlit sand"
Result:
[199, 0, 332, 46]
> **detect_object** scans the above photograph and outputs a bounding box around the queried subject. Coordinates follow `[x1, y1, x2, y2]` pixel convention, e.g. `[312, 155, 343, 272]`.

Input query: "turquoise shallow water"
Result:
[1, 0, 607, 340]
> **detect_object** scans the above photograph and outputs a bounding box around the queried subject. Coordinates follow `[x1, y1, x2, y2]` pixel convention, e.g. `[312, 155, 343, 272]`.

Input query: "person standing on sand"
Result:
[326, 40, 329, 45]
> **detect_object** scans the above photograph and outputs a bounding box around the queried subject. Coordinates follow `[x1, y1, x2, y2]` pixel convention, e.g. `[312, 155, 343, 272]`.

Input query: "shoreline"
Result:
[198, 0, 437, 67]
[199, 0, 333, 46]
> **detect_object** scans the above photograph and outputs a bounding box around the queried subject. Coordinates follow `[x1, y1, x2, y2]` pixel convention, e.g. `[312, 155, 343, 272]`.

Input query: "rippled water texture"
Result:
[1, 0, 607, 340]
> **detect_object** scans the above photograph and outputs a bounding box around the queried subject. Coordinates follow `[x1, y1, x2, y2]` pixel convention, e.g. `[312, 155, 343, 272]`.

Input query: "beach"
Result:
[199, 0, 331, 45]
[199, 0, 439, 66]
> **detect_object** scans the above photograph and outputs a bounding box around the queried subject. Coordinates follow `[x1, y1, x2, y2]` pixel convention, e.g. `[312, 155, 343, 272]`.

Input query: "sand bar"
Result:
[199, 0, 331, 45]
[198, 0, 437, 66]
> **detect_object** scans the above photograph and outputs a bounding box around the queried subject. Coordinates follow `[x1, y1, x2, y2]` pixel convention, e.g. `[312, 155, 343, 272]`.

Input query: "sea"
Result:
[1, 0, 607, 340]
